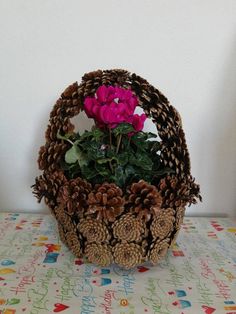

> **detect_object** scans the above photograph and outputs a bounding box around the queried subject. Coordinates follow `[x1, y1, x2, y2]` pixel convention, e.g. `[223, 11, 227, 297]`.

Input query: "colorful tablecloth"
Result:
[0, 212, 236, 314]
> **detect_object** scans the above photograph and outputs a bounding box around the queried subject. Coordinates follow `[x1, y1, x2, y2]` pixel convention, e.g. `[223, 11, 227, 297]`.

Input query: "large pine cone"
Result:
[112, 213, 144, 242]
[85, 243, 112, 267]
[159, 175, 201, 208]
[113, 243, 143, 269]
[150, 208, 175, 239]
[148, 239, 170, 265]
[78, 218, 110, 243]
[86, 182, 124, 222]
[57, 178, 92, 215]
[126, 180, 162, 221]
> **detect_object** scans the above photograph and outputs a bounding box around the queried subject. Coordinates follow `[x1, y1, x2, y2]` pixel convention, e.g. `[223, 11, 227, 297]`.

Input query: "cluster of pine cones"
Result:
[33, 171, 200, 268]
[32, 69, 201, 268]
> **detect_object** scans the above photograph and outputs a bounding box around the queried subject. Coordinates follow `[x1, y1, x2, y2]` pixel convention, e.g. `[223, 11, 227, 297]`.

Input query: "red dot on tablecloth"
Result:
[144, 309, 148, 312]
[3, 283, 7, 285]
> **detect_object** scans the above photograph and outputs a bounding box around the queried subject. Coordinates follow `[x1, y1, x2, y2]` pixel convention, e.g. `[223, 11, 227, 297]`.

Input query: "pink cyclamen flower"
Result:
[130, 113, 147, 132]
[84, 85, 146, 131]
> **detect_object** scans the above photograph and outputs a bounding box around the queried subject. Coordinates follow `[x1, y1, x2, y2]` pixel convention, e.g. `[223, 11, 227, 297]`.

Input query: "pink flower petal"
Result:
[96, 85, 108, 103]
[132, 113, 147, 131]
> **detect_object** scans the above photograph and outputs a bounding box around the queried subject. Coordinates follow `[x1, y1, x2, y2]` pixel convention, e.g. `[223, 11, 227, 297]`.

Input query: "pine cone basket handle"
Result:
[39, 69, 191, 178]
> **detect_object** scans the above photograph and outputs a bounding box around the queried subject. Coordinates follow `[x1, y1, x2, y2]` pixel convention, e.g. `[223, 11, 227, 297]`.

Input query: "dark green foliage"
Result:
[58, 124, 174, 188]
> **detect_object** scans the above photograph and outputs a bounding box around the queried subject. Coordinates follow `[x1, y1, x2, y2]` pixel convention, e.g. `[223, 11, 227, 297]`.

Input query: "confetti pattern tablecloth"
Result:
[0, 212, 236, 314]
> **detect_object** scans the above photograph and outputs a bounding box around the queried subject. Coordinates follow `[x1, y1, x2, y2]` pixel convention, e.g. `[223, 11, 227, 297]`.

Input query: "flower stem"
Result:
[109, 161, 114, 174]
[128, 136, 131, 148]
[109, 127, 112, 147]
[66, 139, 74, 146]
[116, 134, 122, 154]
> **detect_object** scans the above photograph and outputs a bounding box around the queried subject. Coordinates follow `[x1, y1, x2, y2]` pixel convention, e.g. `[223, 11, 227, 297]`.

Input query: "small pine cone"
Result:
[140, 239, 148, 257]
[62, 81, 79, 99]
[148, 239, 170, 265]
[127, 180, 162, 221]
[78, 219, 110, 243]
[38, 141, 69, 171]
[45, 119, 75, 142]
[57, 178, 92, 215]
[87, 182, 124, 222]
[57, 224, 67, 245]
[158, 175, 201, 208]
[113, 243, 143, 269]
[65, 229, 81, 257]
[32, 170, 67, 210]
[150, 208, 175, 240]
[84, 243, 112, 267]
[54, 207, 73, 229]
[112, 213, 143, 242]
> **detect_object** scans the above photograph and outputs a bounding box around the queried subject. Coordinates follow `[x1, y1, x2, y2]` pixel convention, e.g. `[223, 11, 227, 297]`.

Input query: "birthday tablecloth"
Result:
[0, 212, 236, 314]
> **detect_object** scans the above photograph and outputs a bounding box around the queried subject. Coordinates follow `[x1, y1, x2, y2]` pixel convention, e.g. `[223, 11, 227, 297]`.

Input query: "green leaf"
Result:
[129, 153, 153, 171]
[118, 152, 129, 166]
[81, 165, 98, 180]
[95, 163, 111, 177]
[65, 145, 80, 164]
[65, 145, 88, 167]
[114, 166, 126, 187]
[146, 132, 157, 139]
[113, 123, 135, 136]
[149, 141, 161, 152]
[92, 128, 104, 141]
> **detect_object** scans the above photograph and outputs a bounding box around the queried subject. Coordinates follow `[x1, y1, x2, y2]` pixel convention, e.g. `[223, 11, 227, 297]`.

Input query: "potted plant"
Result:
[33, 69, 201, 268]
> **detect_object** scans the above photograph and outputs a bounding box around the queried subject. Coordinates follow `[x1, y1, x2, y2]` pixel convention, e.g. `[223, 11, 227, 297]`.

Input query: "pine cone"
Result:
[32, 170, 67, 210]
[57, 224, 67, 245]
[45, 119, 75, 142]
[112, 213, 143, 242]
[158, 175, 201, 208]
[148, 239, 170, 265]
[38, 141, 69, 171]
[57, 178, 92, 215]
[78, 219, 110, 243]
[84, 243, 112, 267]
[127, 180, 162, 221]
[86, 182, 124, 222]
[175, 207, 185, 229]
[150, 208, 175, 240]
[54, 208, 73, 229]
[65, 229, 81, 257]
[113, 243, 143, 269]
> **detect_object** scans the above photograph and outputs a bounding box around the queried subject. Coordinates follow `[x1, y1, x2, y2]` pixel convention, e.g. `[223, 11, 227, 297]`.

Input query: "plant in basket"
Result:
[32, 69, 201, 269]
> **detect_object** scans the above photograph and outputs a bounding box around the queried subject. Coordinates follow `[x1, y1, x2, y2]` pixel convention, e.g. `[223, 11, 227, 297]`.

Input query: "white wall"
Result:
[0, 0, 236, 216]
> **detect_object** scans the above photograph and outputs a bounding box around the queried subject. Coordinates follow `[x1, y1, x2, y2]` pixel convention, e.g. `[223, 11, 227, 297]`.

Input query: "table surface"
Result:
[0, 213, 236, 314]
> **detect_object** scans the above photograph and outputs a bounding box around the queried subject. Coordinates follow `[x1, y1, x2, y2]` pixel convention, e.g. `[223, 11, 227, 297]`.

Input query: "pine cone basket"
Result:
[33, 69, 201, 269]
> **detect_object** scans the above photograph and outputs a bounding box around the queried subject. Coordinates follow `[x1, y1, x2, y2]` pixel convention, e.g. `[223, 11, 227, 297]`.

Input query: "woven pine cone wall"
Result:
[32, 69, 201, 268]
